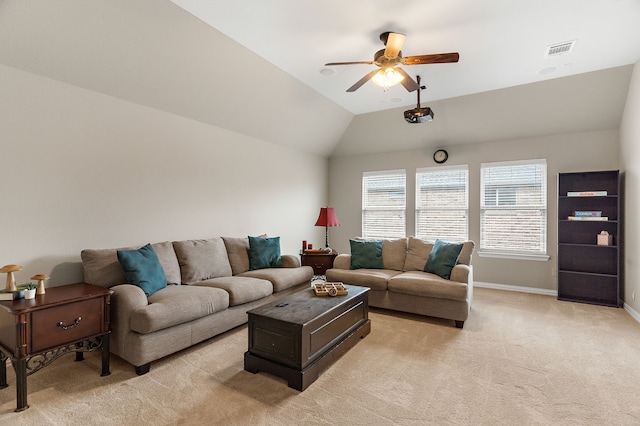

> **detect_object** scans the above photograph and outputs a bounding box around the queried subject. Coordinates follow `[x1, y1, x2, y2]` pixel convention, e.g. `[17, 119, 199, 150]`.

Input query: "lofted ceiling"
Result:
[1, 1, 639, 157]
[171, 0, 640, 115]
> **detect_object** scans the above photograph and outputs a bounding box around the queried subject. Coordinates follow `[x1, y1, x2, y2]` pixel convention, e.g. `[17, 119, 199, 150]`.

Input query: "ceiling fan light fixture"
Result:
[371, 67, 404, 90]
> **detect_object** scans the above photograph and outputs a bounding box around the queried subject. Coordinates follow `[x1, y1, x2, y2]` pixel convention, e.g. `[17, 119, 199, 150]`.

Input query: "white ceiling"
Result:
[171, 0, 640, 115]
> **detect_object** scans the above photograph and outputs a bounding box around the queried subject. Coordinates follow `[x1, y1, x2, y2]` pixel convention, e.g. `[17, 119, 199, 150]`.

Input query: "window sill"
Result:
[477, 251, 550, 261]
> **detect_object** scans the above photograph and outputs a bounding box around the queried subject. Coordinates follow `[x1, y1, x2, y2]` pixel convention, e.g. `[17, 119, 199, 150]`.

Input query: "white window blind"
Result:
[480, 159, 547, 254]
[416, 165, 468, 241]
[362, 170, 406, 238]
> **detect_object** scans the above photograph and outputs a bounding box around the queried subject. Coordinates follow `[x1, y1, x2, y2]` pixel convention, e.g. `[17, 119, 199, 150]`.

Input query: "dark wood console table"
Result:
[0, 282, 112, 412]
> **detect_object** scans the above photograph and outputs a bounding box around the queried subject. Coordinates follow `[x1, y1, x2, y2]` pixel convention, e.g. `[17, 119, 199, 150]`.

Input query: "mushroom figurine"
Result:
[31, 274, 49, 295]
[0, 264, 23, 291]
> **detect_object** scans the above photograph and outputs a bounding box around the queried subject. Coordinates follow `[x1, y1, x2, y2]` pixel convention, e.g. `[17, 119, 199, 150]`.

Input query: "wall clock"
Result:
[433, 149, 448, 164]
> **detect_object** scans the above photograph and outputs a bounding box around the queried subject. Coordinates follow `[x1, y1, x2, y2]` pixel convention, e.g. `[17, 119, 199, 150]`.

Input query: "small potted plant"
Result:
[23, 282, 37, 299]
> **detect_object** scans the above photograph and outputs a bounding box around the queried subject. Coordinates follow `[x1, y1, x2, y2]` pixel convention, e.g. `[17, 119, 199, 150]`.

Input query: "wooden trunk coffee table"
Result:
[244, 284, 370, 391]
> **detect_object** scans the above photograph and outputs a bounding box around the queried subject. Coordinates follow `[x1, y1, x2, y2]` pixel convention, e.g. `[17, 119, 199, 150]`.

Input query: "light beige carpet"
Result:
[2, 287, 640, 425]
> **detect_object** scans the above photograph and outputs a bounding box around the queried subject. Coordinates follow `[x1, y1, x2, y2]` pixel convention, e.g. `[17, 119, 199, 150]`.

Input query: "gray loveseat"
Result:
[81, 236, 313, 374]
[326, 237, 474, 328]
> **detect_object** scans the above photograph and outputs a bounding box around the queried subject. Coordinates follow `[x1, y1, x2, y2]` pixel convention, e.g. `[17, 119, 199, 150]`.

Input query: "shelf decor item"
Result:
[314, 207, 340, 251]
[597, 231, 613, 246]
[31, 273, 50, 295]
[0, 264, 23, 291]
[23, 283, 36, 299]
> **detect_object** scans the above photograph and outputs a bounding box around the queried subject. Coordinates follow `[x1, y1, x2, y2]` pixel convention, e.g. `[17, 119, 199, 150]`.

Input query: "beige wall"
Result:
[620, 60, 640, 312]
[328, 129, 619, 291]
[0, 64, 329, 286]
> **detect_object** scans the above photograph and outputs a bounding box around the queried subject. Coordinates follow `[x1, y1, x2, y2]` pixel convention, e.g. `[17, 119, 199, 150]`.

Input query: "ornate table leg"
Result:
[101, 334, 110, 377]
[75, 345, 84, 362]
[0, 351, 8, 389]
[14, 358, 28, 412]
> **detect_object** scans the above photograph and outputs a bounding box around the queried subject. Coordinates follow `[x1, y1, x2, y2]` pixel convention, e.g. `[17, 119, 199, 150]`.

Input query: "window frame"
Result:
[361, 169, 406, 239]
[479, 159, 549, 261]
[415, 165, 469, 242]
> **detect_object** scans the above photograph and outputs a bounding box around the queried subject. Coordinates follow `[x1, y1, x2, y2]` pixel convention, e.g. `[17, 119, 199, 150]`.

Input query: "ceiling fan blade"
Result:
[395, 68, 419, 92]
[346, 69, 379, 92]
[325, 61, 374, 66]
[402, 52, 460, 65]
[384, 32, 406, 58]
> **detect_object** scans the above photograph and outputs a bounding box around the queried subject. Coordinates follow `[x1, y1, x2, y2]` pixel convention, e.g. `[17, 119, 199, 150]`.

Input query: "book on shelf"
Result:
[566, 191, 608, 197]
[573, 211, 602, 217]
[0, 289, 25, 301]
[567, 216, 608, 221]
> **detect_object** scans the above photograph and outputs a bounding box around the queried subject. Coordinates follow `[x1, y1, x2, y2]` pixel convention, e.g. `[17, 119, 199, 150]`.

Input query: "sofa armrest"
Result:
[109, 284, 149, 355]
[450, 264, 472, 284]
[332, 254, 351, 270]
[281, 254, 301, 268]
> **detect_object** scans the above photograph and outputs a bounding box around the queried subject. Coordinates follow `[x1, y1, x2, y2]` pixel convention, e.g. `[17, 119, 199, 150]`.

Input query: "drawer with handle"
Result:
[30, 298, 104, 352]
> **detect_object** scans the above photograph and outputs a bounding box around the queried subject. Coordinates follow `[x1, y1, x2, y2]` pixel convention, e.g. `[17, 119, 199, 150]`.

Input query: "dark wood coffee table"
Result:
[244, 284, 370, 391]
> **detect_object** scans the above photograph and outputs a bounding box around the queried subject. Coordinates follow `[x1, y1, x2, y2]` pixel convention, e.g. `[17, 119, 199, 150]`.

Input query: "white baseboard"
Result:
[624, 303, 640, 323]
[475, 281, 640, 325]
[474, 281, 557, 296]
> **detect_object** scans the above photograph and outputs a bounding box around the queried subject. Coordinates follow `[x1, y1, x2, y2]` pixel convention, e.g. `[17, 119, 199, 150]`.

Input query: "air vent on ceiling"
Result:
[546, 40, 576, 57]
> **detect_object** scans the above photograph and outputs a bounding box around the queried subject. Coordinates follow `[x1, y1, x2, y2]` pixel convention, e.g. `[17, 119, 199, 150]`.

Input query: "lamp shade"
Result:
[315, 207, 340, 227]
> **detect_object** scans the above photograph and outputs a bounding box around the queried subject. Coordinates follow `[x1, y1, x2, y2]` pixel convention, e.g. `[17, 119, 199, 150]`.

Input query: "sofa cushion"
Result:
[424, 239, 464, 279]
[403, 237, 434, 271]
[350, 239, 384, 269]
[150, 241, 182, 285]
[248, 236, 282, 270]
[325, 268, 400, 291]
[222, 236, 251, 275]
[117, 244, 167, 296]
[381, 238, 408, 271]
[193, 276, 272, 306]
[130, 285, 229, 334]
[173, 238, 233, 284]
[82, 242, 181, 288]
[240, 266, 313, 292]
[457, 241, 475, 266]
[388, 271, 468, 301]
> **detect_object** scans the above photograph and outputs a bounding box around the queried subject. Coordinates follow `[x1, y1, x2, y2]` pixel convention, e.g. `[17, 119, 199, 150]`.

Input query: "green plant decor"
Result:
[20, 282, 36, 290]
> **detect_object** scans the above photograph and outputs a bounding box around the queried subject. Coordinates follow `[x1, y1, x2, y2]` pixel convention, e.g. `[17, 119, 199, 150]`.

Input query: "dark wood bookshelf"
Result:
[557, 170, 622, 307]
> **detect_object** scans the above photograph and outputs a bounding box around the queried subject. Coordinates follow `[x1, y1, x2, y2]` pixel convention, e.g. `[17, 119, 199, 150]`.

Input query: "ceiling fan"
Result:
[325, 31, 459, 92]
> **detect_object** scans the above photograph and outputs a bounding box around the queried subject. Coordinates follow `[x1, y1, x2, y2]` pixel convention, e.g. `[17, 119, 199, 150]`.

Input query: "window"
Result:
[362, 170, 406, 238]
[480, 159, 547, 256]
[416, 165, 468, 241]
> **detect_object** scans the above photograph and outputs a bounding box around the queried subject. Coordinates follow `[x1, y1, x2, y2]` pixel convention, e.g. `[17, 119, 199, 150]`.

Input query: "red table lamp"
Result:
[315, 207, 340, 250]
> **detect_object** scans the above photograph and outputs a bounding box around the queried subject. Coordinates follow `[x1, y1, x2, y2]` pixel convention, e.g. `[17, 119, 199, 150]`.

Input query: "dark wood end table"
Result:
[0, 282, 112, 412]
[300, 250, 338, 276]
[244, 284, 370, 391]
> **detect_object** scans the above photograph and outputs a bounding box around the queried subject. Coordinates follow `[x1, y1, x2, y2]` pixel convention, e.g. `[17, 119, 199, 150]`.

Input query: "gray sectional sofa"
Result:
[81, 236, 313, 374]
[326, 237, 474, 328]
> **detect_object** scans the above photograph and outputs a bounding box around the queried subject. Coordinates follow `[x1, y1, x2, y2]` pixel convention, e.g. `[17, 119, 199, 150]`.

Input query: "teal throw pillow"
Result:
[248, 236, 282, 270]
[350, 239, 384, 269]
[117, 244, 167, 296]
[424, 239, 464, 279]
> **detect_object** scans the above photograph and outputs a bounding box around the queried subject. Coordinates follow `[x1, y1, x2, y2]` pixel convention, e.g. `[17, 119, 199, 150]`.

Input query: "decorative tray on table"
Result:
[313, 282, 348, 297]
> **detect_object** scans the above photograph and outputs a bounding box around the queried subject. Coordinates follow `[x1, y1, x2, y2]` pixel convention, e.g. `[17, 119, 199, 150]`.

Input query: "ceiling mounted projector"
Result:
[404, 107, 434, 123]
[404, 75, 434, 123]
